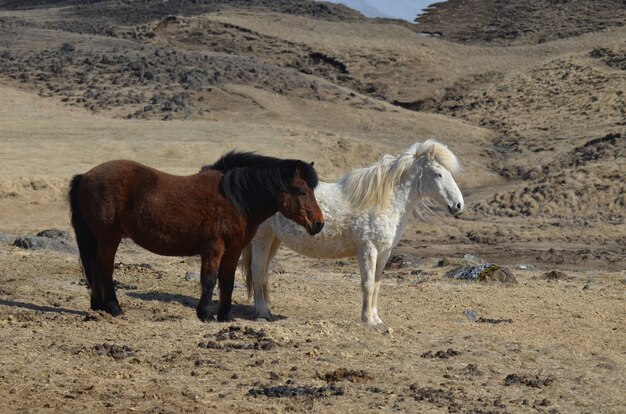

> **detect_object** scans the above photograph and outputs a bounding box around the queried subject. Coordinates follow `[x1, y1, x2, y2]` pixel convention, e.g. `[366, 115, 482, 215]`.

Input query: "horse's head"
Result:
[416, 142, 464, 216]
[278, 162, 324, 235]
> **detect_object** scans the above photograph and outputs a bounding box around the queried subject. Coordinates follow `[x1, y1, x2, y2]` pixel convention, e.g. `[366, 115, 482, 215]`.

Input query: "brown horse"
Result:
[68, 152, 324, 322]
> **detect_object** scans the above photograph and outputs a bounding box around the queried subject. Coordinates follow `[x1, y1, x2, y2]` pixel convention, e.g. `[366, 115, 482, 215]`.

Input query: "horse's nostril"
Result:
[307, 220, 324, 235]
[456, 202, 462, 210]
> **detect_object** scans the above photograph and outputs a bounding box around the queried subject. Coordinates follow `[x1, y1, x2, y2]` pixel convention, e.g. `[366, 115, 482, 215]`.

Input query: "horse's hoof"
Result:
[196, 307, 212, 322]
[92, 301, 123, 316]
[256, 311, 272, 322]
[90, 299, 104, 312]
[108, 303, 124, 317]
[217, 313, 234, 322]
[361, 315, 377, 325]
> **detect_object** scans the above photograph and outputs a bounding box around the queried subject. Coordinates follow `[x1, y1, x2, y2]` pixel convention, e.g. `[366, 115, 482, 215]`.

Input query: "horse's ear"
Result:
[310, 161, 314, 166]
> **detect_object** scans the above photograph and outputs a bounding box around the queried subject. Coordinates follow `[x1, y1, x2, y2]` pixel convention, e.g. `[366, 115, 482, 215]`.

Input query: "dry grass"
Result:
[0, 1, 625, 412]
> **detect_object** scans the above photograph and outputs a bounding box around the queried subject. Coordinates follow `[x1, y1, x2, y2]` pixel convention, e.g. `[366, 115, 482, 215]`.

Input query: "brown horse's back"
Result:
[76, 160, 243, 256]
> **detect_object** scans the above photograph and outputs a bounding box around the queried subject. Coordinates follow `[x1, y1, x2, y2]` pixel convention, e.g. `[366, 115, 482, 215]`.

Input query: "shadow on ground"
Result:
[0, 298, 86, 316]
[125, 290, 283, 321]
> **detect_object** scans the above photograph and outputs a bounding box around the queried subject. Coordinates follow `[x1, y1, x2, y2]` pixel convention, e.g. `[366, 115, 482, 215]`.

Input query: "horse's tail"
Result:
[68, 174, 97, 288]
[241, 244, 254, 304]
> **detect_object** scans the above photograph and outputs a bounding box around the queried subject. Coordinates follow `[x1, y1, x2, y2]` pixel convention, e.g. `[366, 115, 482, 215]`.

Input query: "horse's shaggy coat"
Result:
[243, 140, 464, 324]
[69, 153, 323, 322]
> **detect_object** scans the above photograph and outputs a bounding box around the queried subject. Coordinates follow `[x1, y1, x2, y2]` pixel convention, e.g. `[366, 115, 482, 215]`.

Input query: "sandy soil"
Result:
[0, 1, 624, 412]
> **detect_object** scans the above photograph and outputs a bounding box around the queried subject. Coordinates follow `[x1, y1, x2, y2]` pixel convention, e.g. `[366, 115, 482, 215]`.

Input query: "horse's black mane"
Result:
[203, 151, 281, 173]
[202, 151, 319, 217]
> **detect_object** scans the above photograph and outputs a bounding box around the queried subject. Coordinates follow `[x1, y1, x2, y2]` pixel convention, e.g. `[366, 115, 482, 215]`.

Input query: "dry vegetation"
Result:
[0, 0, 624, 412]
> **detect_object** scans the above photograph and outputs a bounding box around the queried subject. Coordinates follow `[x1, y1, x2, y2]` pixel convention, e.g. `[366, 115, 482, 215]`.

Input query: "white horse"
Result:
[242, 139, 464, 324]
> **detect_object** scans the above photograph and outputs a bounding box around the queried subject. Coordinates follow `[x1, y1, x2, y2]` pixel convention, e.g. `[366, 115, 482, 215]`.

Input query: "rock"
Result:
[462, 364, 483, 376]
[36, 229, 72, 241]
[184, 271, 201, 282]
[542, 270, 571, 280]
[447, 264, 518, 283]
[477, 266, 517, 283]
[463, 309, 478, 322]
[504, 373, 554, 388]
[59, 43, 75, 53]
[247, 384, 344, 398]
[93, 343, 135, 360]
[321, 368, 372, 383]
[13, 235, 77, 254]
[112, 280, 137, 290]
[384, 253, 421, 270]
[437, 257, 473, 267]
[421, 348, 461, 359]
[84, 311, 113, 322]
[476, 317, 513, 324]
[462, 253, 488, 265]
[0, 233, 14, 243]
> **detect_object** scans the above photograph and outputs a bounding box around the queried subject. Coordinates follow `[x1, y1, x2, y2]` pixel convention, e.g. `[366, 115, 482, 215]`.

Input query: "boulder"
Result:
[0, 233, 14, 244]
[184, 271, 201, 282]
[36, 229, 72, 241]
[13, 230, 77, 254]
[385, 253, 421, 270]
[447, 264, 517, 284]
[542, 270, 572, 281]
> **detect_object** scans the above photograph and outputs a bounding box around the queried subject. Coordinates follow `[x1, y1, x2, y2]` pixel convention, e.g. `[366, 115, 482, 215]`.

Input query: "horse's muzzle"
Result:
[448, 203, 463, 216]
[307, 220, 324, 235]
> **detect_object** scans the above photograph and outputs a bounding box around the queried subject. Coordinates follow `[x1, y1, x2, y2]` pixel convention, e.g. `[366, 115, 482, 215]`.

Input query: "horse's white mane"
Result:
[337, 139, 460, 211]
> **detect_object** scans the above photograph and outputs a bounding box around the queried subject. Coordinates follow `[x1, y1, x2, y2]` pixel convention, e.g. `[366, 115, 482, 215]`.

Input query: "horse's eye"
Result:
[289, 186, 306, 196]
[436, 173, 443, 178]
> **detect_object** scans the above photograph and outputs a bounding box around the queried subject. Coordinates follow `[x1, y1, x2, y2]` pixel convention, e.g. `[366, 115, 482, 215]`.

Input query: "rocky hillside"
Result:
[417, 0, 626, 45]
[0, 0, 624, 226]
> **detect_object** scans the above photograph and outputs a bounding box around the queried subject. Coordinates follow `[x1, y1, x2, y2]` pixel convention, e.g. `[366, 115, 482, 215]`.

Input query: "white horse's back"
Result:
[269, 181, 358, 259]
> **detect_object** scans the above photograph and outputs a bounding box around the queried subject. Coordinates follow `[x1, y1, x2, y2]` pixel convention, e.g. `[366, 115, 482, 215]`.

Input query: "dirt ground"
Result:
[0, 1, 624, 413]
[0, 242, 623, 413]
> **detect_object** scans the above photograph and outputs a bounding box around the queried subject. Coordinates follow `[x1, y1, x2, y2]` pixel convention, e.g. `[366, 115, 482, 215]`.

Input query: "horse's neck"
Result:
[388, 171, 422, 225]
[248, 204, 280, 228]
[245, 204, 281, 240]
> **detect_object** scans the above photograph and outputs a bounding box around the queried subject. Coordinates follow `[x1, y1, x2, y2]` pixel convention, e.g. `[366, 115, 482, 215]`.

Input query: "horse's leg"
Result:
[263, 236, 282, 306]
[357, 242, 378, 324]
[250, 234, 278, 320]
[93, 235, 122, 316]
[89, 256, 104, 312]
[372, 249, 392, 325]
[216, 253, 240, 322]
[196, 243, 224, 322]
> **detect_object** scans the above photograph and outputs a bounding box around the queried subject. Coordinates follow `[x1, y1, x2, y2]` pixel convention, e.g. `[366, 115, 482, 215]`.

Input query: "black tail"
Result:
[68, 175, 97, 288]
